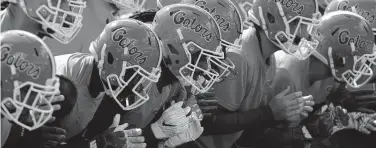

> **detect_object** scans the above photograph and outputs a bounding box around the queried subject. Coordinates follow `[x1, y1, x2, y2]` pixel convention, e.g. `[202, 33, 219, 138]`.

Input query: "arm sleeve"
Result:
[201, 105, 283, 135]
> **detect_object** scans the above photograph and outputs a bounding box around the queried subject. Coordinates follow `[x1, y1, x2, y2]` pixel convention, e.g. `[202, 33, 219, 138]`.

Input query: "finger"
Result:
[203, 113, 212, 117]
[349, 90, 375, 96]
[365, 123, 376, 132]
[125, 128, 143, 137]
[53, 104, 61, 112]
[361, 128, 371, 135]
[43, 140, 59, 148]
[127, 136, 145, 143]
[114, 123, 129, 132]
[355, 95, 376, 100]
[276, 86, 291, 98]
[197, 99, 218, 105]
[41, 126, 66, 134]
[110, 114, 121, 129]
[195, 93, 215, 99]
[283, 91, 303, 100]
[300, 112, 309, 118]
[43, 134, 66, 142]
[126, 143, 146, 148]
[302, 106, 314, 113]
[51, 95, 65, 104]
[170, 100, 176, 105]
[47, 117, 56, 123]
[200, 106, 218, 112]
[286, 108, 302, 117]
[286, 97, 305, 107]
[184, 106, 192, 115]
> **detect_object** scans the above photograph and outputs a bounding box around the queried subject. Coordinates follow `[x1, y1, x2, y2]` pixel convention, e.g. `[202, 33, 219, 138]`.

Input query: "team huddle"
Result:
[1, 0, 376, 148]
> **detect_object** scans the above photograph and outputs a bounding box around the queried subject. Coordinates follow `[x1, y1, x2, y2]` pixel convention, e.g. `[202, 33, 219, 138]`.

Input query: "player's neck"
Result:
[259, 30, 279, 63]
[5, 5, 40, 34]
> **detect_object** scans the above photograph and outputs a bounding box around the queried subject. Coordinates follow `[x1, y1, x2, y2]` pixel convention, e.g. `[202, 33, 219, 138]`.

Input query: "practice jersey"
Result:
[120, 80, 185, 128]
[267, 51, 338, 104]
[43, 0, 115, 55]
[55, 53, 104, 139]
[195, 26, 275, 148]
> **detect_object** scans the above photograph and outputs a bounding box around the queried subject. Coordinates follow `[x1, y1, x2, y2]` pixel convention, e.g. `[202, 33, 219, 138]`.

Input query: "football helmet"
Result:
[248, 0, 321, 60]
[89, 19, 162, 111]
[152, 4, 224, 93]
[1, 30, 59, 131]
[8, 0, 86, 44]
[326, 0, 376, 36]
[230, 0, 254, 29]
[310, 11, 375, 88]
[182, 0, 240, 80]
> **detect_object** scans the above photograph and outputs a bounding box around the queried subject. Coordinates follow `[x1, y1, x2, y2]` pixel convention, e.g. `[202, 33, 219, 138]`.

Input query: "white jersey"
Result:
[196, 26, 275, 148]
[55, 53, 104, 139]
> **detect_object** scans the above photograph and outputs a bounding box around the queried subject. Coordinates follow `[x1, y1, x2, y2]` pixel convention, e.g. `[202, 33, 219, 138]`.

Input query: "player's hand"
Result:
[183, 97, 203, 121]
[269, 86, 312, 120]
[286, 95, 315, 126]
[94, 114, 145, 148]
[163, 112, 204, 147]
[195, 92, 219, 118]
[151, 101, 191, 139]
[38, 126, 67, 148]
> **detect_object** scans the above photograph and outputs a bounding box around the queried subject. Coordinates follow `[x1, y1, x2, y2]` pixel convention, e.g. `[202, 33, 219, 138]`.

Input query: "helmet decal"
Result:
[112, 28, 148, 65]
[275, 0, 305, 15]
[194, 1, 231, 32]
[338, 29, 374, 52]
[1, 45, 41, 79]
[173, 10, 214, 42]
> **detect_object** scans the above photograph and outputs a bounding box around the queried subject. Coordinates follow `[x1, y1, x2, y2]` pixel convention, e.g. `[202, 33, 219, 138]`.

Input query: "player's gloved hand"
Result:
[194, 92, 219, 118]
[183, 97, 203, 121]
[162, 112, 204, 147]
[37, 126, 66, 148]
[331, 106, 376, 135]
[92, 114, 146, 148]
[151, 101, 191, 139]
[268, 86, 313, 121]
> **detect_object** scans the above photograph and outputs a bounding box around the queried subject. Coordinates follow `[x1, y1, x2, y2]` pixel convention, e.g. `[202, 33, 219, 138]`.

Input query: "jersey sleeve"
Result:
[213, 51, 249, 111]
[55, 53, 95, 86]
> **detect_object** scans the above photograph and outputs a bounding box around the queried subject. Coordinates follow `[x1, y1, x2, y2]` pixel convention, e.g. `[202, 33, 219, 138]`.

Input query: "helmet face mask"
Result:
[105, 65, 159, 110]
[1, 30, 59, 131]
[250, 0, 321, 60]
[178, 41, 221, 93]
[1, 78, 59, 131]
[18, 0, 86, 44]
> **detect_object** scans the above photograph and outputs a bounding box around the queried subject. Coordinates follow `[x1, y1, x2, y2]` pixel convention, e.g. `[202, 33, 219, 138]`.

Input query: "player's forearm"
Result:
[142, 125, 160, 148]
[201, 106, 282, 135]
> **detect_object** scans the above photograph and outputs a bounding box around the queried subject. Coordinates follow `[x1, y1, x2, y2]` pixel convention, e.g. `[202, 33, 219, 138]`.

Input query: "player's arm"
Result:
[199, 52, 282, 135]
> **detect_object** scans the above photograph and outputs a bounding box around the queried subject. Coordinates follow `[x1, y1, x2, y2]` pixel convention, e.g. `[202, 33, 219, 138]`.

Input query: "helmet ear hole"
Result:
[267, 12, 275, 23]
[107, 52, 115, 64]
[333, 54, 345, 68]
